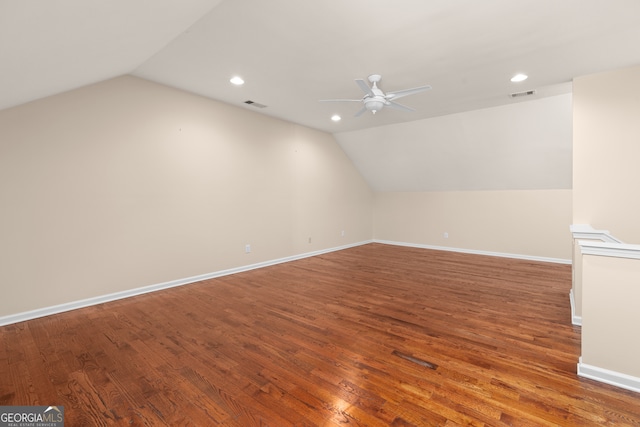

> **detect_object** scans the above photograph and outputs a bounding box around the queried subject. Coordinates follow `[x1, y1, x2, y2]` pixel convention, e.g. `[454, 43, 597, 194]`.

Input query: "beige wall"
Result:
[573, 64, 640, 243]
[374, 190, 572, 260]
[0, 76, 373, 317]
[573, 64, 640, 387]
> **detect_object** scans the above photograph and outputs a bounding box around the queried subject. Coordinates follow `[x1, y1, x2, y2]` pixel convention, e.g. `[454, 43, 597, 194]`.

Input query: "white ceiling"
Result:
[0, 0, 223, 111]
[2, 0, 640, 190]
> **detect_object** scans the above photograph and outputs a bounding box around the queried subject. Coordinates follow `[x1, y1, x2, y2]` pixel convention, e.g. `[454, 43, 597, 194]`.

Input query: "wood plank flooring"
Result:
[1, 243, 639, 426]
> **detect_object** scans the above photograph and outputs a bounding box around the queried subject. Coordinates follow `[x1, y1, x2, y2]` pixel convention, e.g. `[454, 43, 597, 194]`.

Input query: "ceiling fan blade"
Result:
[319, 98, 362, 102]
[354, 106, 368, 117]
[386, 85, 431, 100]
[355, 79, 374, 97]
[386, 101, 415, 112]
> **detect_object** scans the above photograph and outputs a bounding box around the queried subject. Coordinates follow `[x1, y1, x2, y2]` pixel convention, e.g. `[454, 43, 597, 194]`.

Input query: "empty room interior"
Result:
[2, 1, 640, 425]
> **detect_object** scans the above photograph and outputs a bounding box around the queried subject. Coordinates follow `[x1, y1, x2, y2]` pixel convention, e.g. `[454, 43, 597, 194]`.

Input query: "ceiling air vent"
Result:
[510, 90, 536, 98]
[244, 100, 267, 108]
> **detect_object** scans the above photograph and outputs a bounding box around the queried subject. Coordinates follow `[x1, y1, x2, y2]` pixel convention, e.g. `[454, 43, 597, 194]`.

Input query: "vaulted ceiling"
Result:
[2, 0, 640, 190]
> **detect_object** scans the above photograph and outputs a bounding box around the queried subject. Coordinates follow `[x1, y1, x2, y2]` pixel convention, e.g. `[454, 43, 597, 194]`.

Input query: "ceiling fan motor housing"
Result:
[365, 77, 386, 113]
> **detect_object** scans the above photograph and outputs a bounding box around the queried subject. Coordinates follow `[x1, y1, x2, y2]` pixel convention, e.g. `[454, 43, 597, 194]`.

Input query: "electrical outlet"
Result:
[341, 230, 345, 237]
[308, 237, 312, 243]
[245, 244, 251, 253]
[444, 232, 449, 239]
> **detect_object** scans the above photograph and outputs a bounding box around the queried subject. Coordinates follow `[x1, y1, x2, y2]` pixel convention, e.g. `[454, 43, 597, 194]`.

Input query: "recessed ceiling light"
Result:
[510, 73, 528, 83]
[331, 114, 341, 122]
[230, 76, 245, 86]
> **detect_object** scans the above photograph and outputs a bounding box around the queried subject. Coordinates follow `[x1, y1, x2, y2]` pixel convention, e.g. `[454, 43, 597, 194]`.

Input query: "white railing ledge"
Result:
[570, 224, 607, 234]
[570, 224, 624, 243]
[579, 240, 640, 260]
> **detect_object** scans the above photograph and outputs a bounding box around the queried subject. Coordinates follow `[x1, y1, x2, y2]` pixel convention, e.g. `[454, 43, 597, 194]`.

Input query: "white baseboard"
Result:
[0, 239, 569, 327]
[0, 240, 373, 327]
[578, 358, 640, 394]
[374, 239, 572, 265]
[569, 289, 582, 326]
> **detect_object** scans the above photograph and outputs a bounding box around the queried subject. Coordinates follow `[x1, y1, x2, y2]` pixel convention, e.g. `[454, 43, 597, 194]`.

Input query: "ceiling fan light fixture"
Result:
[365, 100, 384, 114]
[510, 73, 528, 83]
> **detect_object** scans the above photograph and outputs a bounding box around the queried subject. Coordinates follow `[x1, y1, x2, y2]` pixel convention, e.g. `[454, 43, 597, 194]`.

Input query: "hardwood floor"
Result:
[1, 243, 639, 426]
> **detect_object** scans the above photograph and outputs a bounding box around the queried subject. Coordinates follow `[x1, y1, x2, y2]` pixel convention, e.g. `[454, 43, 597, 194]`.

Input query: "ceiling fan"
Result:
[320, 74, 431, 117]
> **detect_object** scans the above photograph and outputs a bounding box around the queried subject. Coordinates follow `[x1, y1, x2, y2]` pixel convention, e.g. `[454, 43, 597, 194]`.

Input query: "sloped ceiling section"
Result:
[0, 0, 223, 110]
[334, 93, 572, 192]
